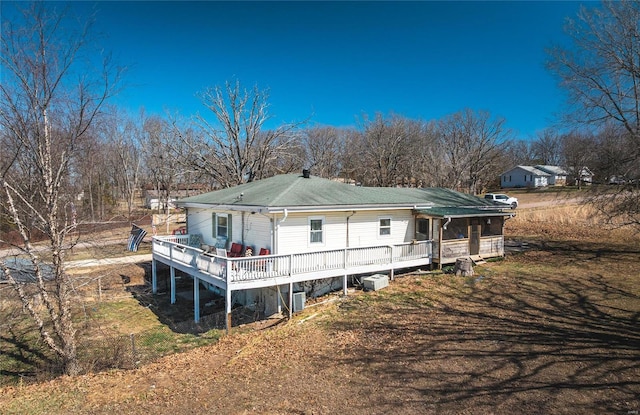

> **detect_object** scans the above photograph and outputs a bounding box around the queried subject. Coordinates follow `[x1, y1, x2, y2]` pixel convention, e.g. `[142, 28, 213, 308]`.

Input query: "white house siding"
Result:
[240, 212, 272, 252]
[345, 210, 414, 247]
[501, 167, 548, 188]
[187, 208, 272, 250]
[186, 208, 212, 244]
[535, 177, 548, 187]
[275, 210, 415, 255]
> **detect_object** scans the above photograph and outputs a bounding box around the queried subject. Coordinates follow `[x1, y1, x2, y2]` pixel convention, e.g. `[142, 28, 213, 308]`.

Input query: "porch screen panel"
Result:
[442, 218, 468, 240]
[482, 217, 504, 236]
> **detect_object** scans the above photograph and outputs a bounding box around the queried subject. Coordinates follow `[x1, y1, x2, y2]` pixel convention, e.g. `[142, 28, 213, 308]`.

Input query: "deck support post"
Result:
[288, 282, 293, 319]
[277, 285, 282, 314]
[193, 276, 200, 323]
[170, 266, 176, 304]
[151, 259, 157, 294]
[343, 274, 348, 296]
[390, 268, 395, 281]
[225, 286, 232, 333]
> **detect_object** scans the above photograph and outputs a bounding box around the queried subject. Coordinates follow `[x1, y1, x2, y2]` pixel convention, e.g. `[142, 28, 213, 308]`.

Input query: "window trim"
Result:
[308, 216, 325, 246]
[378, 216, 392, 238]
[213, 212, 231, 239]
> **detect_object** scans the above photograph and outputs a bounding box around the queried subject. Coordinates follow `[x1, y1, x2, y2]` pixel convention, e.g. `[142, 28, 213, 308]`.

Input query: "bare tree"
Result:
[0, 3, 121, 375]
[561, 130, 597, 189]
[531, 129, 563, 165]
[438, 109, 510, 194]
[547, 0, 640, 226]
[100, 108, 143, 218]
[589, 124, 629, 185]
[349, 113, 414, 187]
[412, 120, 448, 188]
[142, 116, 180, 214]
[299, 126, 345, 179]
[503, 139, 536, 167]
[182, 80, 302, 187]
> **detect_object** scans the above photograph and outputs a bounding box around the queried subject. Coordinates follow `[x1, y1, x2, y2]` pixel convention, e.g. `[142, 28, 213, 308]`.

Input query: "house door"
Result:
[469, 219, 480, 255]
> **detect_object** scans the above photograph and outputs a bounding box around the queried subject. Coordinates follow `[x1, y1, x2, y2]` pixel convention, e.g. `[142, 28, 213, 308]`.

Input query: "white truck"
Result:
[484, 193, 518, 209]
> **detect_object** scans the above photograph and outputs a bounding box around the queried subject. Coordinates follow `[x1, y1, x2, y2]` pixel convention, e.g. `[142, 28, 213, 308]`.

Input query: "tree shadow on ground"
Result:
[324, 241, 640, 414]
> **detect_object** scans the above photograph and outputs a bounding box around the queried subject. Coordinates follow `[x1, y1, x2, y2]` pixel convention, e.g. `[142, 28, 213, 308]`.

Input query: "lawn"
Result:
[0, 208, 638, 414]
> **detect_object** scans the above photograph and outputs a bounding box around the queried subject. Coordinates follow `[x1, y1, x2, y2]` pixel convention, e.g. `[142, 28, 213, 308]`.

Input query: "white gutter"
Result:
[442, 217, 452, 230]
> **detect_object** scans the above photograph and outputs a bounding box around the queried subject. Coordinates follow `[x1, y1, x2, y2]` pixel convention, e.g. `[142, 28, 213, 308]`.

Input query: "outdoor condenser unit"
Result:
[362, 274, 389, 291]
[292, 292, 306, 312]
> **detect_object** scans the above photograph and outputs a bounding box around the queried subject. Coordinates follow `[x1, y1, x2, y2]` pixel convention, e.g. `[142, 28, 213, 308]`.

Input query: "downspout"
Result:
[274, 208, 288, 254]
[346, 211, 356, 248]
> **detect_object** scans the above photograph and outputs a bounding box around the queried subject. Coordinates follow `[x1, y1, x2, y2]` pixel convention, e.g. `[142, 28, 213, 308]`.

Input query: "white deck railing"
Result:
[152, 235, 432, 288]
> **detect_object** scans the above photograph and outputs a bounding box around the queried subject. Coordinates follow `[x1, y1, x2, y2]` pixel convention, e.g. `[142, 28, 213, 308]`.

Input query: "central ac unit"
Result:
[292, 291, 305, 312]
[362, 274, 389, 291]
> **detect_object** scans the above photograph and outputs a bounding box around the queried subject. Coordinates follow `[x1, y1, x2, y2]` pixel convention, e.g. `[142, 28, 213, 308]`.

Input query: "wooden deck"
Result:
[436, 236, 505, 265]
[151, 235, 433, 328]
[152, 235, 433, 291]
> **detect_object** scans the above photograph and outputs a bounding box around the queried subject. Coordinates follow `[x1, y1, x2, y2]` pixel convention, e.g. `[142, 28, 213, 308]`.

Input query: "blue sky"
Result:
[7, 1, 589, 139]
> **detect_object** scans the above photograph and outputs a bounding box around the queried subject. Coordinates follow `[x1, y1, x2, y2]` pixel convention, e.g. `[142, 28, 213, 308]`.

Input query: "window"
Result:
[212, 213, 231, 239]
[379, 217, 391, 237]
[309, 217, 324, 244]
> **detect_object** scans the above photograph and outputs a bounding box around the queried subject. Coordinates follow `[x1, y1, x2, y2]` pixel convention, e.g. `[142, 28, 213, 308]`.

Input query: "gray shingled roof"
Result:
[416, 207, 512, 218]
[503, 165, 551, 176]
[534, 165, 569, 175]
[177, 173, 498, 213]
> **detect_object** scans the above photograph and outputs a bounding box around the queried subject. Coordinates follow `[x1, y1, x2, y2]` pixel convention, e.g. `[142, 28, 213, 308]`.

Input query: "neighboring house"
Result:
[534, 165, 569, 186]
[151, 171, 513, 328]
[145, 194, 176, 210]
[501, 165, 550, 188]
[144, 184, 210, 210]
[568, 166, 594, 186]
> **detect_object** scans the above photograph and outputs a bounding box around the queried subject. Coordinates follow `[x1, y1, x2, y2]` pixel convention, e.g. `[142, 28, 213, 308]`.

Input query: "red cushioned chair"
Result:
[228, 242, 244, 257]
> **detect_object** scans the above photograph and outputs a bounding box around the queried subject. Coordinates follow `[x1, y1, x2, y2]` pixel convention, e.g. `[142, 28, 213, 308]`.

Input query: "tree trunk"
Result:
[454, 258, 474, 277]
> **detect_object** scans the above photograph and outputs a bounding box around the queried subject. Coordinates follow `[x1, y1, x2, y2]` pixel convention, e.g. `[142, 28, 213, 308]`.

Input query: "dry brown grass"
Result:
[1, 203, 638, 414]
[507, 201, 636, 242]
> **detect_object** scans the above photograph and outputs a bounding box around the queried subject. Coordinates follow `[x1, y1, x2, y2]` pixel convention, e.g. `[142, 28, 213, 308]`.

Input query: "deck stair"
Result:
[470, 255, 487, 265]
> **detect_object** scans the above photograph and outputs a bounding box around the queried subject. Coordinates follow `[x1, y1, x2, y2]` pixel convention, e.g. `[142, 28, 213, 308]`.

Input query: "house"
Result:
[151, 170, 513, 329]
[569, 166, 594, 186]
[534, 165, 569, 186]
[501, 165, 550, 188]
[144, 183, 210, 210]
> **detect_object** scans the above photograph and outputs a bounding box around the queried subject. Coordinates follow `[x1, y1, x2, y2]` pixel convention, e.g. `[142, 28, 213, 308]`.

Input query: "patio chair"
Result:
[214, 236, 227, 249]
[257, 248, 271, 271]
[228, 242, 244, 257]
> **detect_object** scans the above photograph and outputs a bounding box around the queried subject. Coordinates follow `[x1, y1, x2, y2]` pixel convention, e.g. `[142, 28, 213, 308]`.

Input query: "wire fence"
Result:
[0, 304, 263, 386]
[75, 305, 257, 372]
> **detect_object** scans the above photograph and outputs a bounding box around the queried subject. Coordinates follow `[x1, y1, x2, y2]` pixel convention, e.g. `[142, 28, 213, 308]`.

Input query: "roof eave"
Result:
[416, 208, 514, 218]
[261, 203, 436, 214]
